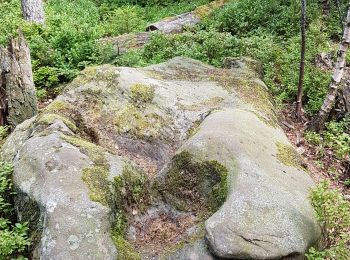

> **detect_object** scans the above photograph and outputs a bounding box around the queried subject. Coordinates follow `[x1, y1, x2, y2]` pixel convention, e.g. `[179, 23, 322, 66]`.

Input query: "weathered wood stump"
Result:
[0, 32, 38, 129]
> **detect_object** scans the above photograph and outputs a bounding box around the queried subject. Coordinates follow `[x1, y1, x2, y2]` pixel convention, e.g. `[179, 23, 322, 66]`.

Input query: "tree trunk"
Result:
[309, 3, 350, 131]
[296, 0, 307, 121]
[0, 32, 38, 129]
[21, 0, 45, 25]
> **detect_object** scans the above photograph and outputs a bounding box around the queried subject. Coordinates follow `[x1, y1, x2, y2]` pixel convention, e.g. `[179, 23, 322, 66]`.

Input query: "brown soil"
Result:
[279, 104, 350, 199]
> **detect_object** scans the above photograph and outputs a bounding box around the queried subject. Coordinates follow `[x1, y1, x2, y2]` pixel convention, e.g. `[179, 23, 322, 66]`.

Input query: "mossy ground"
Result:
[157, 151, 228, 213]
[112, 165, 150, 259]
[114, 104, 165, 140]
[276, 142, 305, 170]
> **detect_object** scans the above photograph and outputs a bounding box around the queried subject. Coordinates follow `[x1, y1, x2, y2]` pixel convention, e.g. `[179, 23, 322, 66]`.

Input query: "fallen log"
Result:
[146, 12, 200, 34]
[99, 0, 231, 54]
[99, 32, 151, 55]
[146, 0, 230, 33]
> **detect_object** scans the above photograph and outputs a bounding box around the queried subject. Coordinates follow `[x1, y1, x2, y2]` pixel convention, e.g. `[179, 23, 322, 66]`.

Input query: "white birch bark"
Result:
[21, 0, 45, 25]
[310, 3, 350, 131]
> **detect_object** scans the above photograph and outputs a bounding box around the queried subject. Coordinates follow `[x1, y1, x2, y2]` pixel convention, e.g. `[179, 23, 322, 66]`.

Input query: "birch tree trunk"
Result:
[309, 3, 350, 131]
[21, 0, 45, 25]
[296, 0, 307, 120]
[0, 32, 38, 129]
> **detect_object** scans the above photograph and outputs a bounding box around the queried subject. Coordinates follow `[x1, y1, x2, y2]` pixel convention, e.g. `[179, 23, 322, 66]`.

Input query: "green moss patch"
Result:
[212, 70, 278, 127]
[114, 165, 151, 217]
[61, 135, 113, 206]
[61, 135, 107, 165]
[37, 113, 77, 132]
[276, 142, 305, 170]
[112, 165, 150, 259]
[82, 166, 111, 206]
[113, 236, 141, 260]
[193, 0, 231, 19]
[130, 83, 155, 105]
[114, 104, 164, 140]
[158, 151, 228, 213]
[44, 100, 70, 113]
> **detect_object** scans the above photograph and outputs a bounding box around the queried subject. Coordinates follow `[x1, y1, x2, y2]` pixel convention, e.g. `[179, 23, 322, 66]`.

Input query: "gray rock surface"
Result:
[1, 57, 320, 259]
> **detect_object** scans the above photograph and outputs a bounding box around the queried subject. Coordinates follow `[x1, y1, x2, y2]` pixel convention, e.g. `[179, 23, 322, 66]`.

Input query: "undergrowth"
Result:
[307, 181, 350, 259]
[0, 162, 30, 259]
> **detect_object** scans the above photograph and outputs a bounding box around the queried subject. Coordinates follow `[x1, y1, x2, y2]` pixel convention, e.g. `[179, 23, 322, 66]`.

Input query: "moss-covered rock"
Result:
[37, 113, 77, 132]
[276, 141, 305, 170]
[130, 83, 155, 105]
[157, 151, 228, 213]
[61, 135, 107, 165]
[113, 236, 141, 260]
[43, 100, 70, 113]
[114, 104, 165, 140]
[82, 166, 111, 206]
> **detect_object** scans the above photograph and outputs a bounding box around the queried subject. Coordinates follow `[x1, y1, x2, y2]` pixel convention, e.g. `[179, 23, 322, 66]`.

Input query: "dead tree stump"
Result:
[0, 32, 38, 129]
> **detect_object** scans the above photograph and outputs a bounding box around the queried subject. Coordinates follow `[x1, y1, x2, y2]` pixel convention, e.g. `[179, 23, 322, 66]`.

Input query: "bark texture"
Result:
[99, 32, 151, 55]
[21, 0, 45, 25]
[0, 33, 38, 129]
[296, 0, 307, 120]
[146, 13, 200, 34]
[309, 3, 350, 131]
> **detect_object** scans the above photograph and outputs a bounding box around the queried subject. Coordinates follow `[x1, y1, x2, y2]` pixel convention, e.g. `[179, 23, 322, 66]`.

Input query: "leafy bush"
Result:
[306, 117, 350, 159]
[0, 163, 30, 258]
[0, 0, 22, 45]
[142, 30, 241, 67]
[0, 126, 9, 142]
[204, 0, 321, 38]
[103, 6, 144, 36]
[306, 181, 350, 259]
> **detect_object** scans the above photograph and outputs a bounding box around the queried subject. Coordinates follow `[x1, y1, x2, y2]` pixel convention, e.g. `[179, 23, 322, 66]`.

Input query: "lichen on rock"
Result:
[37, 113, 77, 132]
[82, 166, 111, 206]
[130, 83, 155, 105]
[114, 104, 165, 140]
[276, 141, 305, 170]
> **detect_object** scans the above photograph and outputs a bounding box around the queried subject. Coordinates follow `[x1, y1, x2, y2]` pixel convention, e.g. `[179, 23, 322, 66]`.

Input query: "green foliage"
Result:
[103, 6, 144, 36]
[0, 0, 22, 45]
[142, 30, 241, 67]
[305, 131, 322, 146]
[306, 181, 350, 259]
[306, 117, 350, 160]
[0, 126, 9, 142]
[0, 163, 30, 258]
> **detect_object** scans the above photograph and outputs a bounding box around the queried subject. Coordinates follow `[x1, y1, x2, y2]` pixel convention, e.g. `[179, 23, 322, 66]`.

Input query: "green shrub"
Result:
[0, 163, 30, 258]
[0, 0, 22, 45]
[33, 66, 60, 89]
[305, 117, 350, 160]
[306, 181, 350, 259]
[103, 6, 144, 36]
[204, 0, 318, 38]
[305, 131, 322, 146]
[0, 126, 9, 142]
[143, 30, 241, 66]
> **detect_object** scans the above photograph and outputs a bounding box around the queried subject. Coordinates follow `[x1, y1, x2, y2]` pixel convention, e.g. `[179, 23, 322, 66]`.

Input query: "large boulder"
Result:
[1, 57, 320, 259]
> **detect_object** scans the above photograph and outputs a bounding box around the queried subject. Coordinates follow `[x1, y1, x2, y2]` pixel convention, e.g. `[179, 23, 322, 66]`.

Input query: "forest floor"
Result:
[280, 106, 350, 200]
